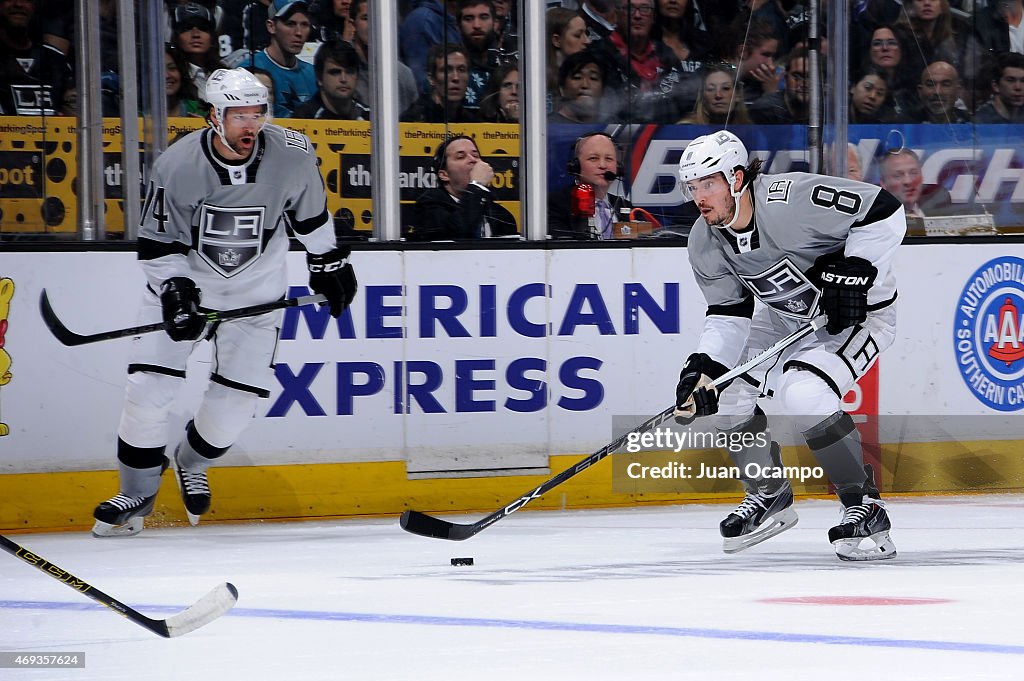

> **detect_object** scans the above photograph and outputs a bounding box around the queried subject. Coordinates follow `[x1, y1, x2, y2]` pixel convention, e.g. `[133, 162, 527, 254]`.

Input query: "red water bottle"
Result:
[571, 182, 595, 217]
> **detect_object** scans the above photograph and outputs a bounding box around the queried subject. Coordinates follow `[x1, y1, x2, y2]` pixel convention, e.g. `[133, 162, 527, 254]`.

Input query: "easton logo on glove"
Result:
[814, 255, 877, 335]
[819, 270, 873, 287]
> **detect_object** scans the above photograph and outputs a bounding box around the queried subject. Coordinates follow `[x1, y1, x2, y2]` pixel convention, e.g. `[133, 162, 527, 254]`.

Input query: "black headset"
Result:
[432, 134, 475, 173]
[566, 131, 624, 178]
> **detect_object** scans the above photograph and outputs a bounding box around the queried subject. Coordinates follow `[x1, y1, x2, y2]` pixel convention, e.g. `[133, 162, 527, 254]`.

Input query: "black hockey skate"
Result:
[720, 478, 798, 553]
[173, 445, 211, 525]
[92, 457, 169, 537]
[829, 497, 896, 561]
[92, 494, 158, 537]
[829, 465, 896, 561]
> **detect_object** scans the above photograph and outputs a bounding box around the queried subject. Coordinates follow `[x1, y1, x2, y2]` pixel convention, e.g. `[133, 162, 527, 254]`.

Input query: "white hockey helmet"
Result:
[677, 130, 749, 228]
[678, 131, 748, 200]
[204, 68, 271, 145]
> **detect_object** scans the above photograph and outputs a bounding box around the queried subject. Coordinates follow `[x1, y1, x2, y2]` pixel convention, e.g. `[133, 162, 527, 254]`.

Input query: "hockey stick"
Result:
[39, 290, 327, 346]
[400, 315, 828, 541]
[0, 534, 237, 638]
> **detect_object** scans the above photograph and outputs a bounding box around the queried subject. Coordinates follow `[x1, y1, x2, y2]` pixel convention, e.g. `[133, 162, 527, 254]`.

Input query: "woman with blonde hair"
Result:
[678, 63, 752, 124]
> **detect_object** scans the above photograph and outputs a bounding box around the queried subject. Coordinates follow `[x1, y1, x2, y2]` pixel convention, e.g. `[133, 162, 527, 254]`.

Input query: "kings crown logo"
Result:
[219, 249, 242, 267]
[953, 256, 1024, 412]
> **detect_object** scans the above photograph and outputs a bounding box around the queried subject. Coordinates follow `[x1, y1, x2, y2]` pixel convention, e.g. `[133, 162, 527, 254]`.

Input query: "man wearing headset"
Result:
[547, 131, 633, 239]
[406, 135, 519, 241]
[675, 130, 906, 561]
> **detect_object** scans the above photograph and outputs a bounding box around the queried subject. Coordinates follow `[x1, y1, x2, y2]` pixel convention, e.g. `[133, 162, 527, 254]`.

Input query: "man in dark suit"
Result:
[548, 131, 632, 239]
[406, 135, 519, 241]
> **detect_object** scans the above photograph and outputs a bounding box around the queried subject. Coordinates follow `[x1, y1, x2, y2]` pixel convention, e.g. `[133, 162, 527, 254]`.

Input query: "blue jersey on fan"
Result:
[246, 50, 317, 118]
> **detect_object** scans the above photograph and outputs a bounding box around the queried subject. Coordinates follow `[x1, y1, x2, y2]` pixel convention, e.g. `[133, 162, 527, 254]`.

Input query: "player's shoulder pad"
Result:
[262, 123, 313, 155]
[153, 127, 207, 171]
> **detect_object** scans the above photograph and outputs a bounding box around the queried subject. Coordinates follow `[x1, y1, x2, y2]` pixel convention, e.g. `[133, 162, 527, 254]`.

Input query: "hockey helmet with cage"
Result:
[204, 68, 271, 148]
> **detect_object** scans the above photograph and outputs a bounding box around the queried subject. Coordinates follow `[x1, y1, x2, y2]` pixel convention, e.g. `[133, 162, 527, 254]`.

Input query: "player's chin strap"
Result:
[718, 182, 748, 230]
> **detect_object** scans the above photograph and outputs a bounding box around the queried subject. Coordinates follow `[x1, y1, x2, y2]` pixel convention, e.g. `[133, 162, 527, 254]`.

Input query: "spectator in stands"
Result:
[407, 135, 518, 241]
[216, 0, 259, 55]
[879, 148, 955, 217]
[743, 0, 788, 50]
[245, 0, 317, 117]
[897, 59, 970, 123]
[400, 43, 479, 122]
[293, 40, 370, 119]
[457, 0, 502, 112]
[727, 15, 782, 108]
[0, 0, 71, 115]
[973, 0, 1024, 59]
[862, 24, 916, 97]
[850, 0, 902, 62]
[749, 47, 810, 124]
[172, 2, 225, 98]
[166, 43, 202, 116]
[479, 60, 519, 122]
[849, 66, 897, 123]
[547, 131, 633, 240]
[315, 0, 354, 42]
[546, 7, 590, 110]
[678, 62, 752, 124]
[548, 48, 608, 123]
[348, 0, 418, 113]
[399, 0, 461, 95]
[597, 0, 691, 122]
[973, 51, 1024, 122]
[578, 0, 618, 44]
[491, 0, 518, 59]
[223, 0, 272, 56]
[895, 0, 973, 90]
[654, 0, 712, 70]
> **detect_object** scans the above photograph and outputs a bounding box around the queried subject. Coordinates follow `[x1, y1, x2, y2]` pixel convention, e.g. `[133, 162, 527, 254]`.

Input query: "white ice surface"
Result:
[1, 495, 1022, 681]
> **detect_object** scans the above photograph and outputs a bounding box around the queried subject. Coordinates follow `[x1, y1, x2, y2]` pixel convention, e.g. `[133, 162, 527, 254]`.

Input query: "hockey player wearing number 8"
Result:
[674, 130, 906, 561]
[92, 68, 357, 537]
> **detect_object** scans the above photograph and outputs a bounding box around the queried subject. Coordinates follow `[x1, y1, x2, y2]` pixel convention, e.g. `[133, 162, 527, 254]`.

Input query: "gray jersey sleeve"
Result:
[264, 125, 336, 255]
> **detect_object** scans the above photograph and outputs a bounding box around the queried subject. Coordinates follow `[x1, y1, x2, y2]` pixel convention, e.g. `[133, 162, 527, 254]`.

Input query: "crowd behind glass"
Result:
[2, 0, 1023, 239]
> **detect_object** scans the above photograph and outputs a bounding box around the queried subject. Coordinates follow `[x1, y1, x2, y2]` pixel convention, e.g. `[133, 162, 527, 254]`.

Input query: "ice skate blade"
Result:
[834, 530, 897, 561]
[91, 516, 144, 537]
[722, 508, 798, 554]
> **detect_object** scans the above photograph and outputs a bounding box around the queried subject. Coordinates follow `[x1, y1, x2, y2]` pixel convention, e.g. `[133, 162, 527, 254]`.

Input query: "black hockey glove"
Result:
[160, 277, 205, 341]
[815, 255, 877, 335]
[307, 248, 357, 318]
[675, 353, 729, 418]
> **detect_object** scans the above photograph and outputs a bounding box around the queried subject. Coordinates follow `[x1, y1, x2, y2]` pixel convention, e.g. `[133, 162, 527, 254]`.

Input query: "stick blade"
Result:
[162, 582, 238, 638]
[39, 289, 84, 346]
[400, 510, 474, 541]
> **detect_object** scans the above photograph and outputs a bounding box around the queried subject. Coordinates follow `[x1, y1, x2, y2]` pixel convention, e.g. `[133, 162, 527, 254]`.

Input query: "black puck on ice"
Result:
[451, 557, 474, 566]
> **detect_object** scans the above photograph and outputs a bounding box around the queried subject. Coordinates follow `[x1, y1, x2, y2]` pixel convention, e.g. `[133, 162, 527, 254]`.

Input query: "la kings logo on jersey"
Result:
[197, 204, 266, 277]
[739, 258, 820, 320]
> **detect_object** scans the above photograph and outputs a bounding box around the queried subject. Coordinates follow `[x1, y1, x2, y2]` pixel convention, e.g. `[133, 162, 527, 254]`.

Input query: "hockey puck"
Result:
[451, 557, 474, 566]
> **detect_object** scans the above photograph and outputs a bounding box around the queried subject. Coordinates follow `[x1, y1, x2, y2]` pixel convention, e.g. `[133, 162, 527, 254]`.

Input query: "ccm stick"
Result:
[39, 290, 327, 346]
[400, 315, 828, 541]
[0, 534, 237, 638]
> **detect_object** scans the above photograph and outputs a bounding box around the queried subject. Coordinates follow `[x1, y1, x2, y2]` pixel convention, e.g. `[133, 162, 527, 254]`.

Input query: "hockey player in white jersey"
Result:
[674, 130, 905, 561]
[93, 68, 357, 536]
